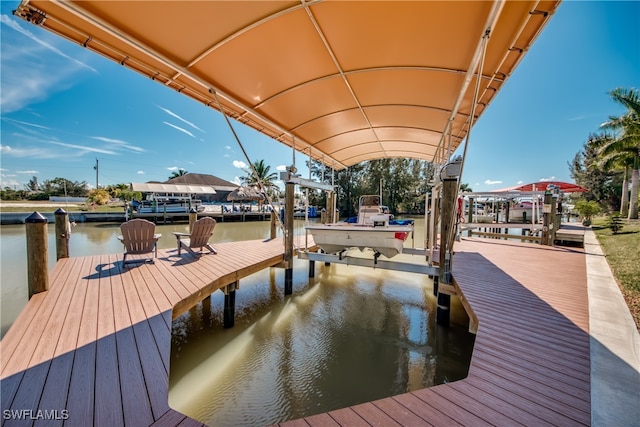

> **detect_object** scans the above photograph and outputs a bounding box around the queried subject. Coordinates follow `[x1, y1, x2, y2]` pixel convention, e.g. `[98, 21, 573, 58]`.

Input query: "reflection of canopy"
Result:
[14, 1, 560, 170]
[226, 187, 264, 202]
[497, 181, 588, 193]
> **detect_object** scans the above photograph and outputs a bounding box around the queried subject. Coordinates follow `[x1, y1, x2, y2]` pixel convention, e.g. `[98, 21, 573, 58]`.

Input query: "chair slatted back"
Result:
[188, 217, 216, 248]
[120, 219, 157, 254]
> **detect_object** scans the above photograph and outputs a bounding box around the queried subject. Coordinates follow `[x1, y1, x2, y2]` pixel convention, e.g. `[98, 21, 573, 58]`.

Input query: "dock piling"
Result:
[54, 208, 70, 260]
[222, 282, 237, 328]
[26, 211, 49, 298]
[284, 178, 294, 295]
[189, 208, 198, 232]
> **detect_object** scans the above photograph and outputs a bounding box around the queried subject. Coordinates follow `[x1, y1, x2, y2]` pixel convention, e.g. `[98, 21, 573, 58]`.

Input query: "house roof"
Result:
[15, 1, 560, 170]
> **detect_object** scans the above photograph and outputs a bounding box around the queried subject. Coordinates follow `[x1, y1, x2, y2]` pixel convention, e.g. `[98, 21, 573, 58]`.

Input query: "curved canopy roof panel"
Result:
[15, 0, 560, 170]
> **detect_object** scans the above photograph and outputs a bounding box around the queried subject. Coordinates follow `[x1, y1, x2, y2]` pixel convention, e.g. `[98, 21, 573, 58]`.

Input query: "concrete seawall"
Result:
[0, 212, 125, 225]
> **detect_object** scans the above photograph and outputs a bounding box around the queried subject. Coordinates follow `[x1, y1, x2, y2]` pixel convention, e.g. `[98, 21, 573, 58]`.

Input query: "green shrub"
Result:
[607, 214, 624, 234]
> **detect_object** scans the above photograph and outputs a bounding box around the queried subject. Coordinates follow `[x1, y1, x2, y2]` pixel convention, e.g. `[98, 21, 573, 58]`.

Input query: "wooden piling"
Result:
[54, 208, 69, 260]
[308, 260, 315, 278]
[222, 282, 237, 328]
[541, 190, 553, 245]
[284, 180, 294, 295]
[270, 211, 277, 239]
[26, 212, 49, 299]
[189, 208, 198, 232]
[437, 178, 458, 326]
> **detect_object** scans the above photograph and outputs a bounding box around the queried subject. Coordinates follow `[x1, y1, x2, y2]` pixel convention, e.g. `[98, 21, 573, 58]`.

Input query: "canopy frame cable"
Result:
[211, 90, 286, 237]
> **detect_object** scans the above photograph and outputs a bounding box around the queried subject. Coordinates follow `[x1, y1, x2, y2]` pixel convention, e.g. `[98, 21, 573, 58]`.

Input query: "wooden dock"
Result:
[282, 237, 592, 426]
[1, 238, 290, 426]
[555, 222, 586, 245]
[1, 236, 595, 426]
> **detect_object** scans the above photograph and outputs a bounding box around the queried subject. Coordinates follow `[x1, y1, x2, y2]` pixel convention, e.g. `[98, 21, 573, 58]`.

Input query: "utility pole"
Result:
[93, 158, 99, 189]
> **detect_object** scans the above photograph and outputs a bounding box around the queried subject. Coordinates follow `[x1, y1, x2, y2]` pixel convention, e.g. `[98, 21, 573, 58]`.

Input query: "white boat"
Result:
[305, 195, 413, 259]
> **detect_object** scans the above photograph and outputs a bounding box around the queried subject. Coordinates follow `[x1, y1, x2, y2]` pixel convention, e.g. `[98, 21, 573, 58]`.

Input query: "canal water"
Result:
[0, 217, 475, 426]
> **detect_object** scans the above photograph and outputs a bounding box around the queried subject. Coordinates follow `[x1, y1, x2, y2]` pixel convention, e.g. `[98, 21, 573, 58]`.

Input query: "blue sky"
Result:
[1, 1, 638, 192]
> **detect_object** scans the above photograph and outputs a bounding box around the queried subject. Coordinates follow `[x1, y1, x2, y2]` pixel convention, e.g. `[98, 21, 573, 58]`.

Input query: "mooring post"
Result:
[308, 260, 315, 278]
[270, 211, 277, 239]
[26, 212, 49, 299]
[189, 208, 198, 233]
[222, 282, 237, 328]
[541, 189, 553, 245]
[54, 208, 70, 260]
[284, 174, 295, 295]
[437, 177, 458, 327]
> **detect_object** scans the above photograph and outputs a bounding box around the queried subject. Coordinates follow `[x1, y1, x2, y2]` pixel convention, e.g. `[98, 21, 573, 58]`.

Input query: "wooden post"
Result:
[541, 190, 553, 245]
[437, 178, 458, 327]
[308, 260, 315, 278]
[54, 208, 70, 260]
[550, 195, 558, 244]
[284, 180, 295, 295]
[26, 212, 49, 299]
[189, 208, 198, 233]
[270, 211, 277, 239]
[222, 282, 237, 328]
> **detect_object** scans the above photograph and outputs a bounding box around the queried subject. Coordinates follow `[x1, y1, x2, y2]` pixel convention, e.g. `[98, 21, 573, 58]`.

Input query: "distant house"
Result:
[164, 173, 238, 202]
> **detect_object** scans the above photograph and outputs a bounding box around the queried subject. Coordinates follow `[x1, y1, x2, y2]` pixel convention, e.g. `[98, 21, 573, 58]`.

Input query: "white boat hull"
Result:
[306, 224, 412, 259]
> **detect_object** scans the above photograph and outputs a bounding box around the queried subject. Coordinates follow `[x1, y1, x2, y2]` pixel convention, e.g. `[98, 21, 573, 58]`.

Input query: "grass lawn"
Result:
[592, 217, 640, 331]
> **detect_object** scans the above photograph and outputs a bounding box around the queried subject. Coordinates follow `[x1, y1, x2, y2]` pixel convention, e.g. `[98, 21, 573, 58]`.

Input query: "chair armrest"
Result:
[153, 233, 162, 240]
[117, 235, 124, 242]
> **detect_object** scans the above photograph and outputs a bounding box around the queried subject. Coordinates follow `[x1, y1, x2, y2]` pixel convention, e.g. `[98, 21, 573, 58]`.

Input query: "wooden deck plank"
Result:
[300, 412, 340, 427]
[1, 257, 82, 378]
[391, 393, 458, 426]
[115, 327, 155, 426]
[324, 408, 368, 426]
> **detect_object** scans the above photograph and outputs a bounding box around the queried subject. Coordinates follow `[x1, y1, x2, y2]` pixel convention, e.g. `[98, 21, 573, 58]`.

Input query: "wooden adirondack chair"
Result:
[118, 219, 161, 267]
[173, 217, 217, 257]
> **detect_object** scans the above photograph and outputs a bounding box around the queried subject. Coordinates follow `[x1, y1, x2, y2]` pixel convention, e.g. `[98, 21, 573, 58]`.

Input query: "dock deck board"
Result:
[1, 236, 596, 426]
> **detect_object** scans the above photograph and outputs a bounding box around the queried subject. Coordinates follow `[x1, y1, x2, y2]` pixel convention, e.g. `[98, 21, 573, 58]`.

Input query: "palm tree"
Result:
[241, 160, 278, 189]
[599, 87, 640, 219]
[241, 160, 280, 208]
[593, 132, 635, 216]
[169, 168, 188, 179]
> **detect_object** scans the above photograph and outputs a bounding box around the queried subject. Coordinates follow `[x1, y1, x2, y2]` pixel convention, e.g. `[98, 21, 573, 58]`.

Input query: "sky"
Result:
[1, 1, 638, 193]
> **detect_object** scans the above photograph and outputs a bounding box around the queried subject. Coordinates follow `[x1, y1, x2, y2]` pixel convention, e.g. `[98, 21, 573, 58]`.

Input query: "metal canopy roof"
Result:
[130, 182, 217, 195]
[15, 0, 560, 170]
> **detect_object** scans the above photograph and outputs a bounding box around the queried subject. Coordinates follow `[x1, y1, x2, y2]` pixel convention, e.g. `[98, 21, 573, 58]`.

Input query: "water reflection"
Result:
[169, 258, 475, 427]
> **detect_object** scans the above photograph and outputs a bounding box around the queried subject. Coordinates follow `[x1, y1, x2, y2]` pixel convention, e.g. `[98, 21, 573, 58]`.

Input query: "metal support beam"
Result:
[298, 251, 439, 277]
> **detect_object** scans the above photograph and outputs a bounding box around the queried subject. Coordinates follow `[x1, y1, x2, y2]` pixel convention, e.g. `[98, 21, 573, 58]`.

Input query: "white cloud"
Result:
[91, 136, 145, 153]
[517, 180, 523, 184]
[276, 165, 287, 171]
[0, 14, 96, 113]
[484, 179, 503, 185]
[0, 15, 96, 72]
[539, 176, 556, 182]
[225, 146, 232, 150]
[224, 154, 230, 157]
[157, 106, 204, 132]
[167, 166, 179, 171]
[137, 171, 145, 175]
[162, 121, 196, 138]
[233, 160, 247, 169]
[233, 176, 242, 185]
[16, 170, 38, 174]
[2, 118, 50, 130]
[48, 141, 117, 155]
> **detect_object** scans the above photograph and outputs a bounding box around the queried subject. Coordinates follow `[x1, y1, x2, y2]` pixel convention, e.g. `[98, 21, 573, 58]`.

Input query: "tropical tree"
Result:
[591, 132, 635, 216]
[599, 87, 640, 219]
[241, 159, 279, 201]
[169, 168, 188, 179]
